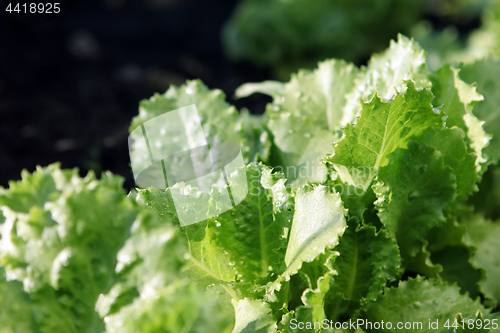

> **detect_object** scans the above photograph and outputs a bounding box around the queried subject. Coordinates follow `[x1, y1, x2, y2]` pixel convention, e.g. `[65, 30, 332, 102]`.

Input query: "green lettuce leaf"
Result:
[134, 187, 238, 288]
[98, 214, 233, 333]
[0, 271, 37, 333]
[373, 141, 456, 265]
[364, 277, 498, 333]
[463, 214, 500, 307]
[284, 185, 346, 280]
[134, 163, 293, 298]
[426, 217, 481, 298]
[240, 109, 272, 163]
[267, 185, 347, 295]
[468, 165, 500, 220]
[326, 220, 401, 322]
[263, 59, 357, 184]
[285, 251, 337, 333]
[431, 246, 482, 300]
[266, 60, 359, 132]
[105, 279, 234, 333]
[232, 298, 277, 333]
[415, 127, 478, 203]
[324, 80, 443, 190]
[213, 163, 292, 285]
[0, 164, 137, 333]
[129, 80, 266, 182]
[242, 36, 431, 185]
[430, 65, 490, 171]
[130, 80, 243, 148]
[342, 34, 431, 126]
[459, 58, 500, 162]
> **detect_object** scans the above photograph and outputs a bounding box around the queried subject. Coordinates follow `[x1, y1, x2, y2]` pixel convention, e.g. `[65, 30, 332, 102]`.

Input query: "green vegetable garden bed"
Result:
[1, 35, 500, 332]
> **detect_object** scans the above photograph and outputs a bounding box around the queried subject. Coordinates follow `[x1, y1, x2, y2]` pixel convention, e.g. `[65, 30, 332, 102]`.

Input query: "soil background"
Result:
[0, 0, 272, 190]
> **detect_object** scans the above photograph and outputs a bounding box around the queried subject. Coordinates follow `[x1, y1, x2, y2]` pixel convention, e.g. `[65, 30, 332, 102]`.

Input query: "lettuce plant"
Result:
[223, 0, 426, 78]
[1, 35, 500, 332]
[222, 0, 485, 78]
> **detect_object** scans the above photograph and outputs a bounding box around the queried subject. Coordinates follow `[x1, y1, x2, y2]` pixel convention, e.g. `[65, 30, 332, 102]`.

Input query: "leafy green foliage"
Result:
[259, 60, 355, 184]
[460, 58, 500, 220]
[325, 220, 401, 322]
[213, 163, 292, 284]
[0, 272, 37, 332]
[460, 58, 500, 163]
[129, 79, 270, 174]
[267, 185, 347, 294]
[364, 277, 499, 333]
[0, 164, 138, 332]
[232, 298, 277, 333]
[463, 215, 500, 307]
[324, 80, 442, 190]
[374, 141, 457, 263]
[430, 65, 489, 171]
[244, 36, 433, 185]
[97, 214, 234, 333]
[2, 35, 500, 332]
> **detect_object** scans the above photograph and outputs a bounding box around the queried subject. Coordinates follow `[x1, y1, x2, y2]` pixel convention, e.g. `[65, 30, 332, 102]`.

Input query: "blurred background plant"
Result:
[414, 0, 500, 69]
[223, 0, 496, 77]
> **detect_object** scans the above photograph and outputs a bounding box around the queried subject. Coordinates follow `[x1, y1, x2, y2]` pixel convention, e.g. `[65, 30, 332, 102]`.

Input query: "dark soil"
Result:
[0, 0, 272, 190]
